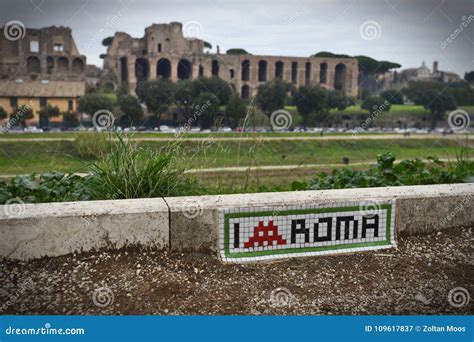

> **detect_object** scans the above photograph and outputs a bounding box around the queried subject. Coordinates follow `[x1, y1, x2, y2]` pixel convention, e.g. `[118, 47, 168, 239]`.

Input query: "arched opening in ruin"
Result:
[46, 56, 54, 75]
[135, 58, 150, 84]
[119, 57, 128, 85]
[319, 63, 328, 84]
[305, 62, 311, 84]
[275, 61, 284, 79]
[199, 65, 204, 77]
[157, 58, 171, 79]
[258, 60, 267, 82]
[57, 57, 69, 73]
[178, 59, 192, 79]
[241, 60, 250, 81]
[241, 85, 250, 99]
[212, 60, 219, 77]
[72, 58, 84, 74]
[291, 62, 298, 84]
[27, 56, 41, 74]
[230, 69, 235, 79]
[334, 63, 347, 91]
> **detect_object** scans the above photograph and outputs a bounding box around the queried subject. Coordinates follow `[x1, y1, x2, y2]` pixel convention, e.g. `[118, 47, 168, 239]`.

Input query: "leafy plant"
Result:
[293, 151, 473, 191]
[75, 132, 111, 160]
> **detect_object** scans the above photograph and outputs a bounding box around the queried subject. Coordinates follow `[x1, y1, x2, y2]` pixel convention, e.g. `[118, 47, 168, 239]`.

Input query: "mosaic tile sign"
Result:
[219, 201, 396, 262]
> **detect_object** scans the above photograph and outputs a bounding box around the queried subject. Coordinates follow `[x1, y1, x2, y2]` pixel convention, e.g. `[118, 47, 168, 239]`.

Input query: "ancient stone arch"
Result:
[27, 56, 41, 76]
[178, 59, 192, 79]
[72, 58, 84, 74]
[334, 63, 347, 91]
[305, 62, 311, 84]
[135, 58, 150, 84]
[258, 60, 267, 82]
[241, 59, 250, 81]
[212, 60, 219, 77]
[291, 62, 298, 84]
[319, 62, 328, 84]
[199, 64, 204, 77]
[46, 56, 54, 74]
[57, 56, 69, 73]
[241, 84, 250, 99]
[119, 57, 128, 84]
[157, 58, 171, 79]
[275, 61, 284, 79]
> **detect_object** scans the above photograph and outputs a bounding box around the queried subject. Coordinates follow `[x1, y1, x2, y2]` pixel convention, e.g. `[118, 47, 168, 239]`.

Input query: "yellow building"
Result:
[0, 80, 85, 125]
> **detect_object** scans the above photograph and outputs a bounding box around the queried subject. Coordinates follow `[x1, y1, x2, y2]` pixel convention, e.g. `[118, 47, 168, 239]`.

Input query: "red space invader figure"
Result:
[244, 221, 287, 248]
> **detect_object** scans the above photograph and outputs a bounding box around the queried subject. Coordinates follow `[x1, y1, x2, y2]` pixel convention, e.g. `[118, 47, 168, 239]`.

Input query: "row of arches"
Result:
[26, 55, 84, 75]
[122, 56, 348, 93]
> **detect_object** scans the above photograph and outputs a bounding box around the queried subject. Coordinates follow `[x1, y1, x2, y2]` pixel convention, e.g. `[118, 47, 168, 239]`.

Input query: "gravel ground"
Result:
[0, 226, 472, 315]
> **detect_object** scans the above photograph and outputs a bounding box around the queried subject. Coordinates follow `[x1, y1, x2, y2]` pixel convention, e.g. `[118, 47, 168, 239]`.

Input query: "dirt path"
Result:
[1, 226, 472, 315]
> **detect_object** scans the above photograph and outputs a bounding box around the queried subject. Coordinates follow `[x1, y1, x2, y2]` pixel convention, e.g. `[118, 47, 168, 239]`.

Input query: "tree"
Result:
[136, 79, 174, 121]
[10, 105, 34, 127]
[256, 80, 292, 115]
[204, 41, 212, 49]
[0, 107, 7, 120]
[173, 79, 199, 119]
[62, 111, 79, 128]
[465, 71, 474, 84]
[195, 92, 220, 129]
[78, 93, 114, 115]
[119, 95, 143, 126]
[328, 91, 351, 112]
[226, 94, 248, 128]
[380, 89, 404, 105]
[293, 85, 328, 126]
[404, 81, 457, 129]
[194, 77, 233, 105]
[226, 48, 250, 55]
[102, 36, 114, 46]
[361, 96, 391, 115]
[38, 105, 61, 128]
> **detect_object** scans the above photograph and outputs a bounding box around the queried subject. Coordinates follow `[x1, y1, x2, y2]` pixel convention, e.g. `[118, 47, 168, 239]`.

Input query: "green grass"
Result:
[0, 137, 469, 176]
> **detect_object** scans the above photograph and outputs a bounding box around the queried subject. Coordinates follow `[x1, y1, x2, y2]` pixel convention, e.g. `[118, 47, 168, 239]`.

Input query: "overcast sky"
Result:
[1, 0, 473, 76]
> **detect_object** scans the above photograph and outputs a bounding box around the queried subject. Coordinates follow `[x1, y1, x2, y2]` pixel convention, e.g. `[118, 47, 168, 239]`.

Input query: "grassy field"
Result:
[0, 134, 471, 193]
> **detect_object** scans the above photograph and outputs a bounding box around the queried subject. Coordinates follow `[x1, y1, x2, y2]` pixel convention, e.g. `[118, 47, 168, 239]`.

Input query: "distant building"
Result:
[0, 25, 87, 125]
[102, 22, 359, 98]
[396, 61, 462, 85]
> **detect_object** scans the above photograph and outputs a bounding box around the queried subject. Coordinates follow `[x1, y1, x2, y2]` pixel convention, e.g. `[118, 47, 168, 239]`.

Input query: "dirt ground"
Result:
[0, 226, 472, 315]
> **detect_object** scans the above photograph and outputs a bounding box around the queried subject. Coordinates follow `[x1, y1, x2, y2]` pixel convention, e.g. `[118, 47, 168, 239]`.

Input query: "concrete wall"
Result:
[0, 184, 472, 260]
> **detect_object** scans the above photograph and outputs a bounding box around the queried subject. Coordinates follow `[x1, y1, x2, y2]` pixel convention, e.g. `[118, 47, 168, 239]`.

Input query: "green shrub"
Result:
[293, 151, 473, 191]
[87, 134, 202, 200]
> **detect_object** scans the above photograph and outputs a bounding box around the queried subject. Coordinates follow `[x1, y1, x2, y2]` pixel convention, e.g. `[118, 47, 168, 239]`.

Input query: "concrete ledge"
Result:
[165, 183, 474, 251]
[0, 198, 169, 260]
[1, 184, 472, 260]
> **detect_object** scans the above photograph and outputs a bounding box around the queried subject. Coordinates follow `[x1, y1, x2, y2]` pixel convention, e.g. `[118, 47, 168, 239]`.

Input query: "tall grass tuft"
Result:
[89, 133, 202, 199]
[75, 132, 111, 160]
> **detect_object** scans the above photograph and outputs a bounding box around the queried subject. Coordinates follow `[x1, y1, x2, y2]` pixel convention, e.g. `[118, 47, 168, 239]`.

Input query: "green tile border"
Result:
[223, 204, 393, 259]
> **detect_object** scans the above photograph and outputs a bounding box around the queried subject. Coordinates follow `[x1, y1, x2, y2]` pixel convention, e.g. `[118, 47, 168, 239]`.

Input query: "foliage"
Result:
[10, 105, 34, 127]
[87, 134, 202, 199]
[62, 111, 80, 127]
[136, 78, 174, 118]
[0, 172, 94, 204]
[78, 93, 114, 115]
[75, 132, 111, 160]
[328, 91, 352, 112]
[446, 82, 474, 106]
[404, 81, 456, 129]
[194, 77, 233, 105]
[380, 89, 404, 105]
[38, 105, 61, 128]
[102, 36, 114, 46]
[256, 80, 292, 114]
[0, 107, 7, 120]
[195, 92, 220, 129]
[313, 51, 351, 58]
[465, 71, 474, 84]
[293, 85, 328, 126]
[293, 151, 473, 191]
[226, 48, 250, 55]
[204, 41, 212, 49]
[361, 96, 391, 115]
[118, 95, 143, 126]
[225, 94, 248, 128]
[354, 55, 401, 74]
